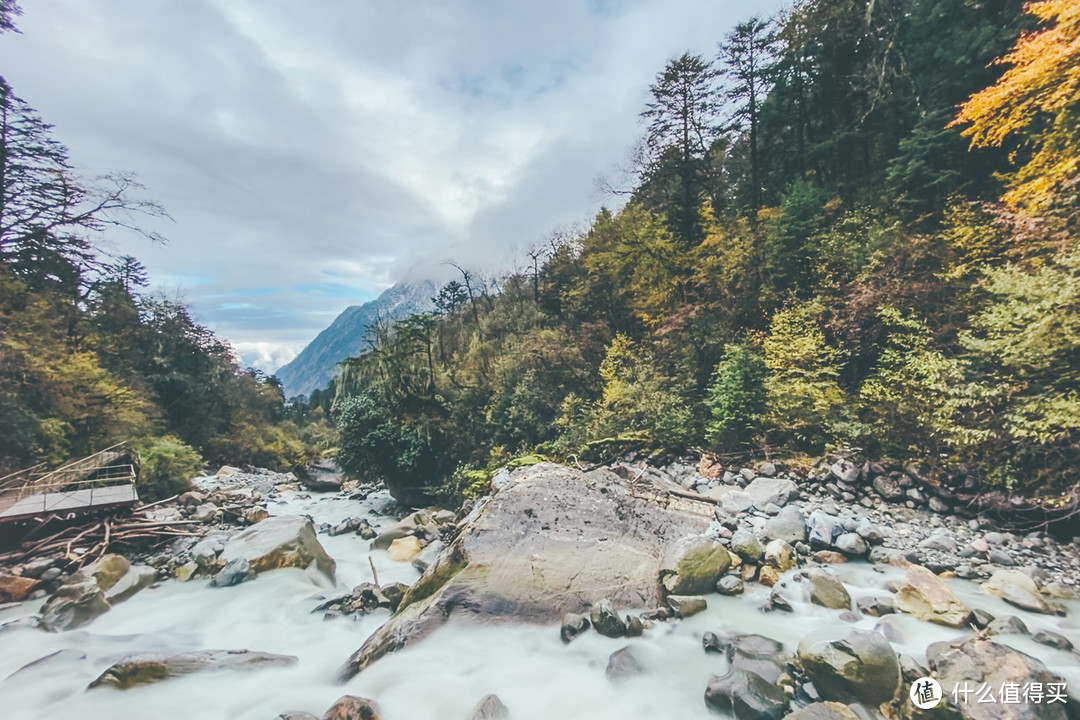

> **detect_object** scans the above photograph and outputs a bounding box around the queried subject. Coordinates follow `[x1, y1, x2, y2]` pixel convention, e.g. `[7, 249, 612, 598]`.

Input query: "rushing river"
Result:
[1, 489, 1079, 720]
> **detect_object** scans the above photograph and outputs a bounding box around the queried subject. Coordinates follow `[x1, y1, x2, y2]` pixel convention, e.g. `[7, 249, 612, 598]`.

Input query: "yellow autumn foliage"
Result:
[951, 0, 1080, 210]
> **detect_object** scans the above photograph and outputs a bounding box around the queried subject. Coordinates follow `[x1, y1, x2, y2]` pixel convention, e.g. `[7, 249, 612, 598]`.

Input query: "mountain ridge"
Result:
[274, 280, 437, 398]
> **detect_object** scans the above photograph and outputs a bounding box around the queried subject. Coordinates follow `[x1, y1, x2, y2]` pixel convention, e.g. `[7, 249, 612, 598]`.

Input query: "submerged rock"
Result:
[321, 695, 381, 720]
[337, 463, 710, 680]
[606, 646, 644, 682]
[88, 649, 298, 689]
[467, 694, 510, 720]
[218, 515, 335, 582]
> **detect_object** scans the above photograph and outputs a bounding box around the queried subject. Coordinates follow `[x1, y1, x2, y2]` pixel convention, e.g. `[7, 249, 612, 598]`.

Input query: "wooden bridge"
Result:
[0, 444, 139, 525]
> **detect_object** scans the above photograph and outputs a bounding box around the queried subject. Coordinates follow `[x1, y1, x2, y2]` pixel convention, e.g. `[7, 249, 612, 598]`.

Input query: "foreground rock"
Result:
[893, 565, 970, 628]
[88, 649, 298, 689]
[338, 463, 710, 680]
[796, 628, 900, 706]
[927, 637, 1069, 720]
[704, 667, 789, 720]
[219, 516, 335, 582]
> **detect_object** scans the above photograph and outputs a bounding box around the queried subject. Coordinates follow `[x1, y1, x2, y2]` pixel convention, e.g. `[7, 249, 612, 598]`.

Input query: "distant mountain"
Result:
[274, 280, 437, 399]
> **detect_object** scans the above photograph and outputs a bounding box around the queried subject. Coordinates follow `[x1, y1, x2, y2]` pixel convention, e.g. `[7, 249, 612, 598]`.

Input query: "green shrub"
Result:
[135, 436, 202, 501]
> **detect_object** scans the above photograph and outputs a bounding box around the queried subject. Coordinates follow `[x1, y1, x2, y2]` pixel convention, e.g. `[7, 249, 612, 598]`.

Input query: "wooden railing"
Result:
[0, 443, 139, 521]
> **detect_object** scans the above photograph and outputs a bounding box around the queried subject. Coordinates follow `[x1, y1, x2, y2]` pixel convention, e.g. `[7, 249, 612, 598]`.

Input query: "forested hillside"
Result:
[0, 2, 326, 492]
[332, 0, 1080, 501]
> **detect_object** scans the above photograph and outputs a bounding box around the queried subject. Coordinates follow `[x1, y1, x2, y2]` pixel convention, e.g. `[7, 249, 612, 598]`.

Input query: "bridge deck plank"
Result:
[0, 483, 137, 522]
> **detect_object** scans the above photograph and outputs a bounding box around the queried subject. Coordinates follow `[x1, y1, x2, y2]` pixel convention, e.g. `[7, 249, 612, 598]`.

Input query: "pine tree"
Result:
[641, 53, 721, 245]
[719, 17, 778, 209]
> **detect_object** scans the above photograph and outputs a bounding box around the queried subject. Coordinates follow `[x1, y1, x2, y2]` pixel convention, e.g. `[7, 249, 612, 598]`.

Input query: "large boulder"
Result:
[338, 463, 710, 680]
[927, 637, 1069, 720]
[88, 650, 298, 689]
[893, 565, 971, 628]
[219, 515, 335, 582]
[606, 646, 644, 682]
[797, 628, 900, 706]
[661, 535, 732, 594]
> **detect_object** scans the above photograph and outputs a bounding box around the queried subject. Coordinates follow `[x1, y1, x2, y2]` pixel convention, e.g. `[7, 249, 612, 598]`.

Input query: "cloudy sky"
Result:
[0, 0, 781, 372]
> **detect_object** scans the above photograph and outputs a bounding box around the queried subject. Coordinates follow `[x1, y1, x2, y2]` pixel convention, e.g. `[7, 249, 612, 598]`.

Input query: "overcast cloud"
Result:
[0, 0, 782, 371]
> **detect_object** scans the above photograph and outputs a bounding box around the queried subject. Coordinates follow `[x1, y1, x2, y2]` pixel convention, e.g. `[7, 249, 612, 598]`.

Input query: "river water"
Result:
[1, 489, 1078, 720]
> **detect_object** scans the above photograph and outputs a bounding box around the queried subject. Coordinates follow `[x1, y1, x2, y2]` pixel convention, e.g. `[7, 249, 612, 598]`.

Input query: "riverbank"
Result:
[0, 459, 1077, 719]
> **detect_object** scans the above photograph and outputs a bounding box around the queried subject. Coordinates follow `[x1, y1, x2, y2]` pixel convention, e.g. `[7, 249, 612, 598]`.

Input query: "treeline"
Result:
[0, 4, 327, 495]
[332, 0, 1080, 500]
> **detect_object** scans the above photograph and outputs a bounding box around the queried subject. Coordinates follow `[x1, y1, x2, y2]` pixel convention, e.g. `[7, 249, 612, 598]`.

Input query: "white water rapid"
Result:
[1, 489, 1078, 720]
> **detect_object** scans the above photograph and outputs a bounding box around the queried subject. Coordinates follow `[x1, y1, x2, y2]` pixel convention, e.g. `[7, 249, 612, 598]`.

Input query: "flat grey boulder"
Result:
[744, 477, 798, 510]
[88, 649, 298, 689]
[763, 506, 807, 544]
[219, 515, 335, 582]
[337, 463, 710, 680]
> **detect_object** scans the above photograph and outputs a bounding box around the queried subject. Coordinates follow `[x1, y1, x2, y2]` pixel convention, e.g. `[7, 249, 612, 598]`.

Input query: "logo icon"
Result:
[911, 677, 943, 709]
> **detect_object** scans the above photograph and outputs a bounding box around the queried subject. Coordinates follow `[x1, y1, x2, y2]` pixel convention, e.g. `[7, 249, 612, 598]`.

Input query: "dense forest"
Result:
[0, 2, 329, 495]
[330, 0, 1080, 501]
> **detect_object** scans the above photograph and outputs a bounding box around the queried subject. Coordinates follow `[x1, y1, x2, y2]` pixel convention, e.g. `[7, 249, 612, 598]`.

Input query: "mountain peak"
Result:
[274, 280, 438, 398]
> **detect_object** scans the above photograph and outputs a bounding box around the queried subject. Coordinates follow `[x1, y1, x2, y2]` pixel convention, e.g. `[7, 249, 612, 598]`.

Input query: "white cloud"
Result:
[0, 0, 783, 354]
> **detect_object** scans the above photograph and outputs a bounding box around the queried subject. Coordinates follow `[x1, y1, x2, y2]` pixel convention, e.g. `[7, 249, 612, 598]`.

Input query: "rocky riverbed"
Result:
[0, 458, 1078, 720]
